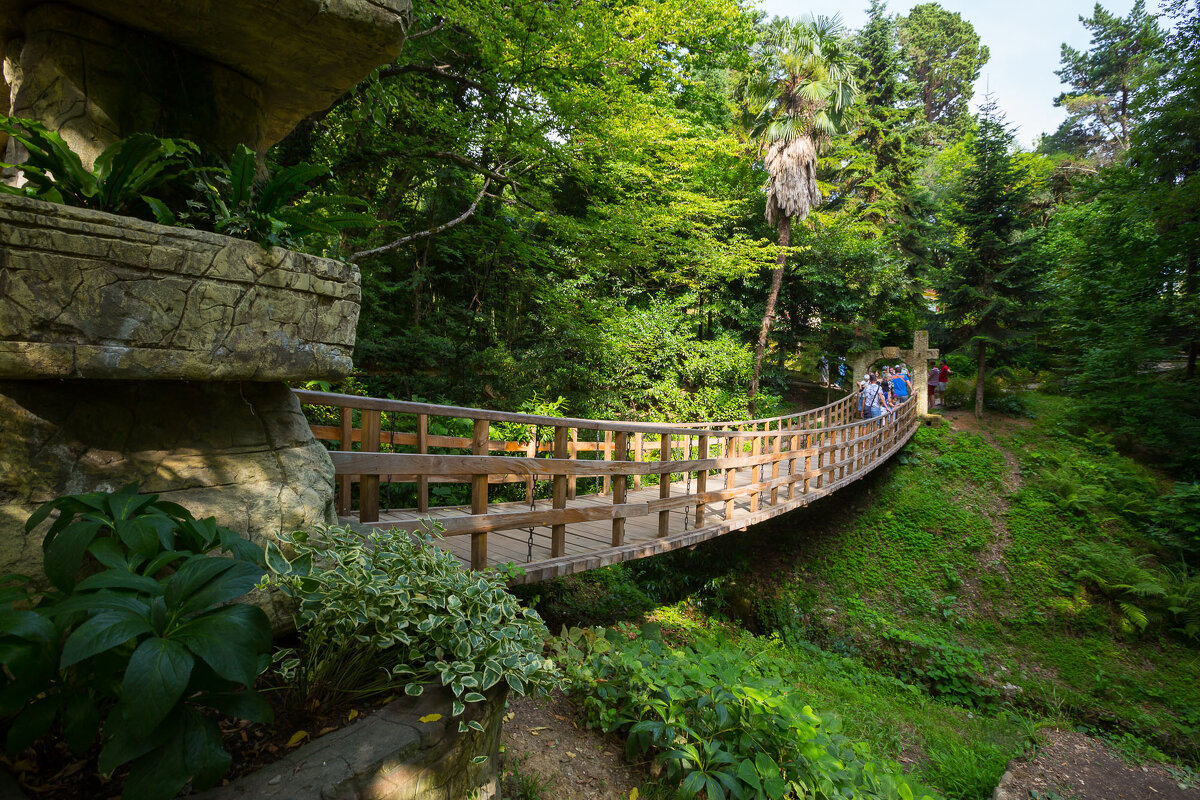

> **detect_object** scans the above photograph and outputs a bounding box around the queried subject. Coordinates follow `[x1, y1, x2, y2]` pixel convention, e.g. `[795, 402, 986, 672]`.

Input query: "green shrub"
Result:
[1072, 541, 1200, 641]
[0, 485, 272, 800]
[1147, 482, 1200, 564]
[876, 630, 1000, 710]
[264, 525, 556, 729]
[0, 116, 373, 250]
[941, 374, 1030, 416]
[0, 115, 199, 221]
[194, 143, 373, 249]
[554, 625, 935, 800]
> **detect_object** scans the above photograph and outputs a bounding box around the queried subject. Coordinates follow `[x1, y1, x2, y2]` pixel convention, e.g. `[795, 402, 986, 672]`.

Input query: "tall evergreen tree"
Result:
[1050, 0, 1163, 162]
[897, 3, 989, 139]
[938, 97, 1039, 417]
[1130, 0, 1200, 379]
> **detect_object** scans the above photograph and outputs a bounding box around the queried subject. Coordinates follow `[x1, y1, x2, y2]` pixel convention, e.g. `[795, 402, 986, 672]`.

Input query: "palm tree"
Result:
[741, 16, 858, 408]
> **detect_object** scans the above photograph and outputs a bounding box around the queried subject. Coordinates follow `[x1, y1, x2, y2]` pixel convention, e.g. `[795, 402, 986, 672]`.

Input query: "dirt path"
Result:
[995, 729, 1200, 800]
[500, 691, 645, 799]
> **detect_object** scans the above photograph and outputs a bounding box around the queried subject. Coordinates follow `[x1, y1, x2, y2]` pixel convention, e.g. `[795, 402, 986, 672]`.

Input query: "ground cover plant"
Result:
[0, 485, 272, 800]
[0, 492, 559, 799]
[0, 116, 369, 251]
[553, 622, 936, 800]
[263, 524, 557, 728]
[522, 392, 1200, 799]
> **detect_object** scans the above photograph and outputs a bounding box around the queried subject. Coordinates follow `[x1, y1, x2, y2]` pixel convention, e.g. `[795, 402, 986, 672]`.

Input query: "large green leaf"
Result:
[166, 556, 264, 616]
[43, 519, 103, 591]
[74, 569, 162, 595]
[116, 518, 162, 558]
[122, 706, 231, 800]
[60, 610, 153, 668]
[195, 689, 274, 723]
[254, 163, 329, 215]
[119, 636, 193, 732]
[0, 609, 56, 643]
[228, 144, 256, 207]
[5, 694, 61, 756]
[173, 605, 270, 685]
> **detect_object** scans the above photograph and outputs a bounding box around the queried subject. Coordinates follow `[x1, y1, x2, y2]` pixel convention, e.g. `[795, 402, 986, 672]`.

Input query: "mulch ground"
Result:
[500, 690, 647, 800]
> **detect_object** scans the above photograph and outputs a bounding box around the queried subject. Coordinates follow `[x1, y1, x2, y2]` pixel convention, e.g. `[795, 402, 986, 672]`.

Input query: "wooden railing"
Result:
[293, 389, 918, 577]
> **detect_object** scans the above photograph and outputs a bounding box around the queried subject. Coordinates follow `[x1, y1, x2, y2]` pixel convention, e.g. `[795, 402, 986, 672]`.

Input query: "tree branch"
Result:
[352, 177, 493, 261]
[407, 19, 445, 40]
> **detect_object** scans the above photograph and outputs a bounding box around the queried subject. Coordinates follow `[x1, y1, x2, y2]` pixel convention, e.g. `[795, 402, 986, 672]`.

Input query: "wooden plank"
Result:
[417, 413, 429, 513]
[359, 409, 381, 523]
[612, 431, 628, 547]
[295, 389, 745, 438]
[658, 432, 671, 538]
[769, 424, 780, 506]
[369, 502, 650, 536]
[470, 418, 489, 570]
[602, 430, 612, 495]
[327, 447, 819, 479]
[633, 432, 643, 490]
[337, 408, 353, 516]
[567, 429, 578, 501]
[724, 434, 735, 520]
[551, 426, 568, 557]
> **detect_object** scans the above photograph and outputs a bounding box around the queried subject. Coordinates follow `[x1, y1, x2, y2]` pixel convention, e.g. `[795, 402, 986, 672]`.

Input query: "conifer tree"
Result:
[897, 3, 989, 139]
[1050, 0, 1163, 162]
[937, 97, 1039, 417]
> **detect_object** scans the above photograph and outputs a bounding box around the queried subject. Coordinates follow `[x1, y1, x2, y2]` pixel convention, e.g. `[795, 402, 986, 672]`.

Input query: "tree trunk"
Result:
[1186, 250, 1198, 380]
[974, 340, 986, 419]
[749, 218, 790, 412]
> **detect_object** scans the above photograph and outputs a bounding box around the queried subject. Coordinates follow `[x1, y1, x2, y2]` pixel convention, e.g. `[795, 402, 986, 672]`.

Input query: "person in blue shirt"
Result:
[890, 367, 912, 401]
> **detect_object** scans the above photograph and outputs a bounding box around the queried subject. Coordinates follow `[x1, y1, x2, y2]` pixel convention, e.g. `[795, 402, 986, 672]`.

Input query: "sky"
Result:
[755, 0, 1163, 147]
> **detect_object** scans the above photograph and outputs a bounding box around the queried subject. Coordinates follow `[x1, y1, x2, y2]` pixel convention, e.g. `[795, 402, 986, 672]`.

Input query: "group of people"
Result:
[857, 360, 952, 419]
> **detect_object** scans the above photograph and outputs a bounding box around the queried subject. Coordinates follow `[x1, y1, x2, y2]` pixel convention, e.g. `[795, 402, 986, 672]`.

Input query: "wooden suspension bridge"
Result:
[294, 384, 923, 584]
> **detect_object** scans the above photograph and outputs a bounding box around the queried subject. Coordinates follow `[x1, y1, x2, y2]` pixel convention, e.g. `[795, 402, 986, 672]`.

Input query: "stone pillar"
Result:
[0, 194, 359, 577]
[6, 4, 267, 170]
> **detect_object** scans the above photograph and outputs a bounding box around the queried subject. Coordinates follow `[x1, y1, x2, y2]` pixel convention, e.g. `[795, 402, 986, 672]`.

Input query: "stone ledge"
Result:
[0, 194, 361, 381]
[0, 0, 411, 149]
[194, 684, 506, 800]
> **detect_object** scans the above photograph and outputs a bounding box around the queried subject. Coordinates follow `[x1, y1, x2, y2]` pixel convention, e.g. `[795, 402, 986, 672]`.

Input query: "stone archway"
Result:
[848, 330, 939, 416]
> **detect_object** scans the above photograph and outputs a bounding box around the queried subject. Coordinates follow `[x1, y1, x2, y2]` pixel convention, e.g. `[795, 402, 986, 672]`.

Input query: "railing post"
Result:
[602, 429, 613, 495]
[724, 433, 736, 520]
[749, 424, 761, 513]
[525, 425, 537, 505]
[359, 409, 381, 523]
[470, 418, 489, 570]
[658, 432, 671, 538]
[695, 433, 708, 528]
[770, 422, 781, 506]
[416, 413, 430, 513]
[633, 432, 644, 490]
[567, 429, 578, 500]
[338, 407, 353, 517]
[787, 419, 799, 500]
[552, 425, 569, 557]
[612, 431, 628, 546]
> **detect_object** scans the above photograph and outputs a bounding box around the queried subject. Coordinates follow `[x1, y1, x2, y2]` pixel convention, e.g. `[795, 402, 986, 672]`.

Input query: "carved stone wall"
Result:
[0, 0, 411, 161]
[0, 380, 335, 581]
[0, 194, 360, 381]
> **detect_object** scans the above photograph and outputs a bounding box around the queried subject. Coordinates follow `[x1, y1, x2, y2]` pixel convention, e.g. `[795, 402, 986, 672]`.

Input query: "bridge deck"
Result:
[369, 420, 915, 581]
[295, 384, 921, 583]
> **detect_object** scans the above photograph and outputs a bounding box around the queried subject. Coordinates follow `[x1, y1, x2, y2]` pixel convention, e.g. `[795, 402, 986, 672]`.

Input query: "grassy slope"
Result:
[522, 393, 1200, 799]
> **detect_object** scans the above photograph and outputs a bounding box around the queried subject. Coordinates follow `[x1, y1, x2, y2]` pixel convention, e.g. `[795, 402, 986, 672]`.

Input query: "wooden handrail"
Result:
[294, 388, 918, 574]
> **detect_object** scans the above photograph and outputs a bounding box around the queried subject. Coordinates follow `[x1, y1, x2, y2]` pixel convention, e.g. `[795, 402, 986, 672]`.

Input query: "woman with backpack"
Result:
[860, 373, 890, 419]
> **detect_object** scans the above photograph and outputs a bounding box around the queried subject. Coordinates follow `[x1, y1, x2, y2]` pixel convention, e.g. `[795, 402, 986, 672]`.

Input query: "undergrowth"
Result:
[528, 392, 1200, 798]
